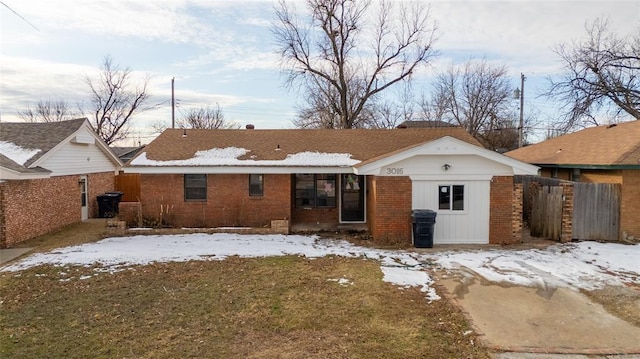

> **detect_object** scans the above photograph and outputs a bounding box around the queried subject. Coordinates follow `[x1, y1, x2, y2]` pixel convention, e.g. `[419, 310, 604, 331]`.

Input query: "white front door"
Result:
[80, 175, 89, 220]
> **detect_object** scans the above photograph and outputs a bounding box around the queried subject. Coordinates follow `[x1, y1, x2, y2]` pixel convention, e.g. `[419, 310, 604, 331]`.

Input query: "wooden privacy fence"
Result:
[516, 176, 621, 242]
[572, 183, 620, 241]
[515, 175, 568, 228]
[115, 173, 140, 202]
[530, 186, 563, 240]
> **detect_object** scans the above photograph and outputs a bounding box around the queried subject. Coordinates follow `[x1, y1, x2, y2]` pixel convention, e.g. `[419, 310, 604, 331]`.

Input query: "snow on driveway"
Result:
[1, 233, 638, 301]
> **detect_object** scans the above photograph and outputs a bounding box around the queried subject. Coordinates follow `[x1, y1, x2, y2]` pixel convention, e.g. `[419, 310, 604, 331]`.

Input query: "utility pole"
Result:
[171, 77, 175, 128]
[518, 73, 525, 148]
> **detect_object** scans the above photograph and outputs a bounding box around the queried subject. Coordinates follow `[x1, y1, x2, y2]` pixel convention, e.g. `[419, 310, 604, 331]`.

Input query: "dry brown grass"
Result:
[584, 285, 640, 327]
[1, 256, 490, 358]
[15, 219, 111, 252]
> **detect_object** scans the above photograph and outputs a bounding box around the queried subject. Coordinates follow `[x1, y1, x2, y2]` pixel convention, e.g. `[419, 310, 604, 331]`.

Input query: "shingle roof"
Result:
[505, 120, 640, 166]
[135, 127, 481, 165]
[396, 120, 455, 128]
[0, 118, 87, 171]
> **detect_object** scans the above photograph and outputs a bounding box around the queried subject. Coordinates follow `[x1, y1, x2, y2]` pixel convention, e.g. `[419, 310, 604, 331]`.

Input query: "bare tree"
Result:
[179, 104, 239, 129]
[425, 59, 519, 150]
[274, 0, 438, 129]
[17, 99, 79, 122]
[85, 56, 150, 145]
[546, 18, 640, 131]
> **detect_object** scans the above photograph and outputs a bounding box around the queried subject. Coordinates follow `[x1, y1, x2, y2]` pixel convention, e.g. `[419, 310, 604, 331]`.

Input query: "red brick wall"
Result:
[89, 172, 116, 218]
[291, 207, 339, 229]
[138, 174, 291, 228]
[0, 172, 117, 247]
[621, 170, 640, 238]
[489, 176, 521, 244]
[368, 176, 412, 245]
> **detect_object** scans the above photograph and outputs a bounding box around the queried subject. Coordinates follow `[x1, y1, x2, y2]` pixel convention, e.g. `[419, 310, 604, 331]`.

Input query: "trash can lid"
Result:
[411, 209, 437, 218]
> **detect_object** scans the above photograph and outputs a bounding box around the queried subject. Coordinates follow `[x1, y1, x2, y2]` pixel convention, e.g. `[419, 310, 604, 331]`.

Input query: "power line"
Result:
[0, 1, 39, 32]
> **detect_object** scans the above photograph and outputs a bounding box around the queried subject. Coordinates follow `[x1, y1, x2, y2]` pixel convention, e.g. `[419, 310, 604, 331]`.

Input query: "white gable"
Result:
[355, 136, 539, 179]
[31, 124, 121, 176]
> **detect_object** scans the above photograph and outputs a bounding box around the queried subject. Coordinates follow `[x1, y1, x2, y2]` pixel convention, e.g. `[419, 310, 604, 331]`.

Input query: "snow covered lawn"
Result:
[2, 233, 638, 299]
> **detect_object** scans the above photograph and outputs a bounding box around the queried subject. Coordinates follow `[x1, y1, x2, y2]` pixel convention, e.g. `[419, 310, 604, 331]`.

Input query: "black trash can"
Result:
[412, 209, 437, 248]
[97, 191, 124, 218]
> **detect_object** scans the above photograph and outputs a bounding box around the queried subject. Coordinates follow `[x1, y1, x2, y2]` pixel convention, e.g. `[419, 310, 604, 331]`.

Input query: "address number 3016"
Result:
[384, 167, 404, 175]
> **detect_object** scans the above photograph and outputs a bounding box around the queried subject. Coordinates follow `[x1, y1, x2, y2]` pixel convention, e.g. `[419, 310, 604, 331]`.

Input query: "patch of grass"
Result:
[584, 285, 640, 327]
[1, 256, 489, 358]
[15, 219, 109, 253]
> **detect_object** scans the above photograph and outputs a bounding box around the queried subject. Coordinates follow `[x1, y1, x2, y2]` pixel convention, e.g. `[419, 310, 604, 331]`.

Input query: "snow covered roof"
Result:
[0, 118, 87, 169]
[127, 127, 481, 172]
[131, 148, 360, 167]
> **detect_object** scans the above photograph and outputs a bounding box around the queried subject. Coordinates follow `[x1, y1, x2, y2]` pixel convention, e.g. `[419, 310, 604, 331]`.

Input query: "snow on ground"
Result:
[1, 233, 638, 301]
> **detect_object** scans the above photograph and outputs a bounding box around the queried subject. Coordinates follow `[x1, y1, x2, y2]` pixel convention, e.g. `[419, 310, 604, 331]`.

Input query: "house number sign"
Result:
[384, 167, 404, 175]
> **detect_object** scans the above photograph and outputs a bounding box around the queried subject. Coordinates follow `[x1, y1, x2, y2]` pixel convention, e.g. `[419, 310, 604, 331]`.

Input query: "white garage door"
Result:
[412, 180, 490, 244]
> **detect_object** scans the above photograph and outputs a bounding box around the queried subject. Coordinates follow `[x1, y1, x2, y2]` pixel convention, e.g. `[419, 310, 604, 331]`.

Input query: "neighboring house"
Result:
[112, 146, 146, 164]
[0, 118, 122, 247]
[124, 127, 538, 245]
[506, 120, 640, 239]
[396, 120, 455, 128]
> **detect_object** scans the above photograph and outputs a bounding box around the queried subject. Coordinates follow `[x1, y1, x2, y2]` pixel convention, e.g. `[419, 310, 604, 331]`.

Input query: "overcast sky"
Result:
[1, 0, 638, 145]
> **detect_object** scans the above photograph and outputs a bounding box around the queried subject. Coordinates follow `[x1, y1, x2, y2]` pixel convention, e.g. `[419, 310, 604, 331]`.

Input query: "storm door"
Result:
[80, 175, 88, 220]
[340, 174, 365, 222]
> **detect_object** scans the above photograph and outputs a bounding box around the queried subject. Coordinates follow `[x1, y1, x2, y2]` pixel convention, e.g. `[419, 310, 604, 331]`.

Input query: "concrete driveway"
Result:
[0, 247, 32, 266]
[438, 271, 640, 358]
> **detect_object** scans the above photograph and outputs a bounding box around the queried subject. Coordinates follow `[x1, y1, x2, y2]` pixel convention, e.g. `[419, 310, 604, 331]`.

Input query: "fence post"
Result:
[512, 182, 524, 243]
[560, 183, 574, 242]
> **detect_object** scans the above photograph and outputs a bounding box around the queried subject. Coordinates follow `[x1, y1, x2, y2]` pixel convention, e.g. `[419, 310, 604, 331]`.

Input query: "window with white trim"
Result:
[438, 185, 464, 211]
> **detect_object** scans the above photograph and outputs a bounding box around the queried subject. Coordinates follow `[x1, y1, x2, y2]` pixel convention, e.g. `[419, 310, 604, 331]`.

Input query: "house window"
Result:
[249, 174, 264, 196]
[295, 174, 336, 208]
[439, 185, 464, 211]
[184, 174, 207, 201]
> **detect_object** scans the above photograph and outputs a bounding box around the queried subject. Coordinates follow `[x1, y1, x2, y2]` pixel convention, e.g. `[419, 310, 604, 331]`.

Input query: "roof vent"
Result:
[246, 124, 255, 130]
[396, 124, 408, 129]
[606, 123, 617, 129]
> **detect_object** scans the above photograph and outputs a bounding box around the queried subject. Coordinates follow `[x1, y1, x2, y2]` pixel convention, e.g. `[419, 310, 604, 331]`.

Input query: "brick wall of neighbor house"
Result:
[0, 176, 79, 248]
[580, 169, 623, 184]
[621, 170, 640, 238]
[368, 176, 412, 245]
[139, 174, 291, 228]
[540, 168, 572, 180]
[88, 172, 116, 218]
[489, 176, 522, 244]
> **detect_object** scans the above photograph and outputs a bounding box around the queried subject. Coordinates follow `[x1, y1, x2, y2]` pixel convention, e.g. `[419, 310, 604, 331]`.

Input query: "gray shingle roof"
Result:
[0, 118, 87, 171]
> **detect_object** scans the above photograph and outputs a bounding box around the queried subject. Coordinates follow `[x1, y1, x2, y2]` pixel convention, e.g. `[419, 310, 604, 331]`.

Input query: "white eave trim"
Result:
[123, 165, 357, 174]
[0, 166, 51, 180]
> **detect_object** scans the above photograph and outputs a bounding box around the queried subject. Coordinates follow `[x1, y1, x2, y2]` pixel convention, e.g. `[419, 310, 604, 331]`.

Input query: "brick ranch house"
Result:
[123, 127, 538, 245]
[506, 120, 640, 239]
[0, 118, 122, 248]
